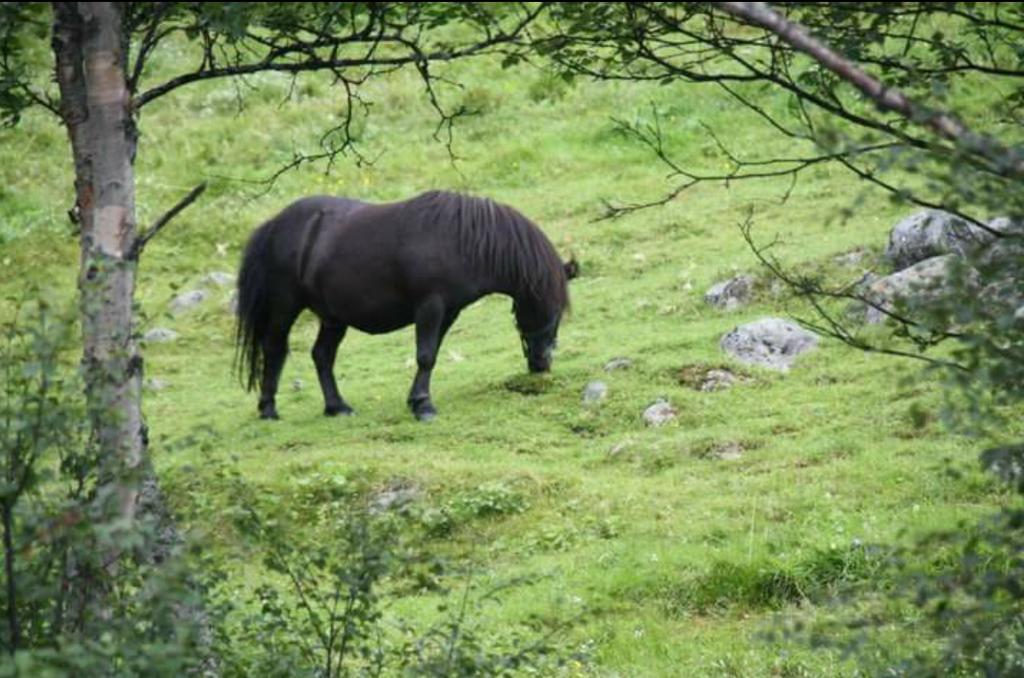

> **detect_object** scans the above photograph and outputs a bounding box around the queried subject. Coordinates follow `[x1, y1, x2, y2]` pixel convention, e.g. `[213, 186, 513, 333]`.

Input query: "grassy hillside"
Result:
[1, 47, 1019, 676]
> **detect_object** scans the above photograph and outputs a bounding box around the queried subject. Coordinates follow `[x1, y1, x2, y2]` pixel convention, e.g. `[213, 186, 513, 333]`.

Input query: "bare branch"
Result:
[130, 182, 207, 260]
[135, 4, 546, 109]
[737, 213, 967, 371]
[716, 2, 1024, 179]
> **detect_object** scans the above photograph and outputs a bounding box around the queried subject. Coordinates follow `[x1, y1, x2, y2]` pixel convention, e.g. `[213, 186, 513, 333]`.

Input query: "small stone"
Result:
[202, 271, 235, 287]
[833, 248, 869, 267]
[582, 381, 608, 404]
[369, 481, 423, 514]
[292, 379, 304, 392]
[227, 291, 239, 315]
[607, 440, 632, 458]
[678, 364, 746, 392]
[700, 369, 738, 392]
[604, 357, 633, 372]
[144, 378, 169, 391]
[643, 399, 677, 427]
[711, 442, 744, 461]
[704, 274, 754, 310]
[170, 289, 208, 315]
[142, 327, 179, 343]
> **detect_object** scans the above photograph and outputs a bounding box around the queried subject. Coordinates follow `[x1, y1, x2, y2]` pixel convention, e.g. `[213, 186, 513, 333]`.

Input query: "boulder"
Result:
[720, 318, 818, 371]
[861, 254, 976, 324]
[885, 210, 996, 271]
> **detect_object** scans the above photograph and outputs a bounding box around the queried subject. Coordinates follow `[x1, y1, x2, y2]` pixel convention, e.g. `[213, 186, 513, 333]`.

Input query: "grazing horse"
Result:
[235, 190, 579, 421]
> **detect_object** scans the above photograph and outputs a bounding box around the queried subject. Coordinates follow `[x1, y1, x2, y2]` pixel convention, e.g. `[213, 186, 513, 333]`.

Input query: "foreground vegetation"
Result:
[2, 34, 1020, 676]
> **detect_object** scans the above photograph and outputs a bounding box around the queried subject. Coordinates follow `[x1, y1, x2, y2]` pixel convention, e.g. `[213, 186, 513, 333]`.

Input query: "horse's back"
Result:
[299, 194, 493, 332]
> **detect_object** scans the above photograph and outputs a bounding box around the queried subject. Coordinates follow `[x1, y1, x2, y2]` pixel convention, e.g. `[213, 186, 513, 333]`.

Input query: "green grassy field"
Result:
[1, 49, 1019, 676]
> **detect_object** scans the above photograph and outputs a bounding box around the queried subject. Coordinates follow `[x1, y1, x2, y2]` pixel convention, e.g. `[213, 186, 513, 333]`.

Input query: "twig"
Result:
[716, 2, 1024, 179]
[130, 182, 207, 260]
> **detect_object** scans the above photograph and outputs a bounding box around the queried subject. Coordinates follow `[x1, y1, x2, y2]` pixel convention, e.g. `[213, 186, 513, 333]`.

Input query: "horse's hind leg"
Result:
[312, 322, 354, 416]
[408, 297, 458, 421]
[258, 308, 300, 420]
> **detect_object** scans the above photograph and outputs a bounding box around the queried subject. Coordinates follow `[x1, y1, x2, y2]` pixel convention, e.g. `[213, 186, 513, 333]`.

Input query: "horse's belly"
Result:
[315, 292, 414, 335]
[348, 314, 414, 335]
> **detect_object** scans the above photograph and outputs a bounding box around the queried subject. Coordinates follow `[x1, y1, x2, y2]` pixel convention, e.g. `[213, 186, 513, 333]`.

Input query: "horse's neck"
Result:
[510, 289, 556, 331]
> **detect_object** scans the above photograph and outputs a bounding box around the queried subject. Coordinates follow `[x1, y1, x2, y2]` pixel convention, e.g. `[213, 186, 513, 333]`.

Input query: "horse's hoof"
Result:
[259, 411, 279, 421]
[414, 406, 437, 422]
[325, 404, 355, 417]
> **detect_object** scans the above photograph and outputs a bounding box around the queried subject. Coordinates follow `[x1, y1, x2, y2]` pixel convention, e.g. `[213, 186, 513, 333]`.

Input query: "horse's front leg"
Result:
[408, 297, 457, 421]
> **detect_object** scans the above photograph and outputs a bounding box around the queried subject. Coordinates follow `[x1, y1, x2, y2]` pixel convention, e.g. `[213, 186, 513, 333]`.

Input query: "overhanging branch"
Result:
[130, 182, 207, 260]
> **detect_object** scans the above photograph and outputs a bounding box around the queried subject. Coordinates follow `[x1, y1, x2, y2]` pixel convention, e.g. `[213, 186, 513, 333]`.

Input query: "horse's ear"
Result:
[564, 258, 580, 281]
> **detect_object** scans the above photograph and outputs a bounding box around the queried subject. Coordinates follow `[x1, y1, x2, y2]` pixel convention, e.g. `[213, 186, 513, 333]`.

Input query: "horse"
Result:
[234, 190, 579, 421]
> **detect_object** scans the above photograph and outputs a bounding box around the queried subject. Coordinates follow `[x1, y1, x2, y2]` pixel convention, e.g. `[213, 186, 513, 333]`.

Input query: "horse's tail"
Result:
[235, 220, 276, 392]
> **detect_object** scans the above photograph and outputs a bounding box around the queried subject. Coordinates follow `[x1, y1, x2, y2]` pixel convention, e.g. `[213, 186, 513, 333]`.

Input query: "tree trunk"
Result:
[52, 2, 143, 534]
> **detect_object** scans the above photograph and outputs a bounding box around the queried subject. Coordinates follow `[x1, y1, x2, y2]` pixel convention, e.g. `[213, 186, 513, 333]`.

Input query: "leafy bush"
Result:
[0, 299, 205, 676]
[210, 467, 564, 677]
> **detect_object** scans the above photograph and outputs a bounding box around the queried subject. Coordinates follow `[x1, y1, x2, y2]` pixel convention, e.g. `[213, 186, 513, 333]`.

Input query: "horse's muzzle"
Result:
[527, 348, 553, 373]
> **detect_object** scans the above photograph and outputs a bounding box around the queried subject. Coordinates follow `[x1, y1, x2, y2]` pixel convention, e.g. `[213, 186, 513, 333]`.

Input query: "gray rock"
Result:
[700, 369, 739, 392]
[292, 379, 304, 392]
[202, 271, 235, 288]
[704, 274, 754, 310]
[607, 440, 633, 458]
[142, 327, 179, 343]
[582, 380, 608, 404]
[979, 278, 1024, 320]
[711, 441, 744, 461]
[144, 378, 169, 391]
[833, 248, 870, 267]
[227, 291, 239, 316]
[852, 271, 881, 293]
[720, 318, 818, 371]
[973, 218, 1024, 317]
[885, 210, 996, 271]
[170, 289, 208, 315]
[974, 217, 1024, 269]
[862, 255, 976, 324]
[369, 481, 423, 514]
[642, 399, 677, 427]
[677, 364, 747, 392]
[604, 357, 633, 372]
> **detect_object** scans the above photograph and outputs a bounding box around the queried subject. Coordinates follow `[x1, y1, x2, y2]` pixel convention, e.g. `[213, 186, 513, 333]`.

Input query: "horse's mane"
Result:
[405, 190, 569, 311]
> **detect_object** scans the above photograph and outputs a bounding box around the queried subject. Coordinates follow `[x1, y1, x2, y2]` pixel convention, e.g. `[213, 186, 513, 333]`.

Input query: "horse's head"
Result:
[515, 258, 579, 373]
[519, 314, 560, 373]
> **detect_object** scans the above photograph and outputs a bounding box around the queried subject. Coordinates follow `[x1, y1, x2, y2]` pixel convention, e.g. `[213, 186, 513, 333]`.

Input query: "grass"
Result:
[2, 42, 1022, 676]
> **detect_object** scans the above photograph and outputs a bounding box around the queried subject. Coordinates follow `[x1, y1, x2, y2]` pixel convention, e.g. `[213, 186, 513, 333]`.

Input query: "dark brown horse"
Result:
[235, 190, 578, 420]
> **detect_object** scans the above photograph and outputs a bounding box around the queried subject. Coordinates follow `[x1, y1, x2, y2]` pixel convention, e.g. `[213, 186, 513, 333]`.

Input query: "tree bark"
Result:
[52, 2, 142, 534]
